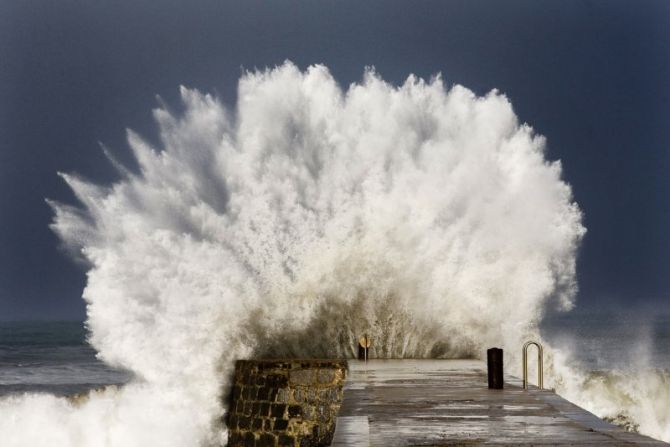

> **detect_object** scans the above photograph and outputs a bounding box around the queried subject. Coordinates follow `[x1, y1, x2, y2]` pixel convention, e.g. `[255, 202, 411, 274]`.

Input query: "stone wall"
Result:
[226, 359, 347, 447]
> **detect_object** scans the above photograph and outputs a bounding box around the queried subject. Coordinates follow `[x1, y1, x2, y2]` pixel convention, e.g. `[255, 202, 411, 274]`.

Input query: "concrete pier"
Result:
[331, 360, 667, 446]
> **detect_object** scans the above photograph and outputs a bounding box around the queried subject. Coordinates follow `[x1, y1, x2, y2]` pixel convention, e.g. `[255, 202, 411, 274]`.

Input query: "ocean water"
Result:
[541, 310, 670, 370]
[1, 312, 668, 442]
[540, 309, 670, 436]
[0, 321, 131, 397]
[1, 314, 669, 442]
[1, 312, 665, 395]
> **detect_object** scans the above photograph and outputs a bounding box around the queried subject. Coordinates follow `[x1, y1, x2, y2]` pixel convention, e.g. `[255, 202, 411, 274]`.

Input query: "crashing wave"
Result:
[1, 62, 662, 445]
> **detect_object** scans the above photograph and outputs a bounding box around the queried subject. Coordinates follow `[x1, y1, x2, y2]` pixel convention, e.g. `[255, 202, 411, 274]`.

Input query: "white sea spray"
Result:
[1, 62, 663, 445]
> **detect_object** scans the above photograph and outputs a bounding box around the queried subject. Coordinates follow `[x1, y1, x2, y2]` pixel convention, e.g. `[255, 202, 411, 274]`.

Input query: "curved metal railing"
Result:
[522, 341, 543, 390]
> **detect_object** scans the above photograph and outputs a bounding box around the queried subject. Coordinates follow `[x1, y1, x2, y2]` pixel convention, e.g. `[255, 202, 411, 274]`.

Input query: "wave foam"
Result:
[5, 62, 660, 445]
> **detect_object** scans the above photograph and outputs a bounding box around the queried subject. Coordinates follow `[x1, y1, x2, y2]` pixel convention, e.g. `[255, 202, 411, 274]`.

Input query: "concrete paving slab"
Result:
[331, 360, 667, 446]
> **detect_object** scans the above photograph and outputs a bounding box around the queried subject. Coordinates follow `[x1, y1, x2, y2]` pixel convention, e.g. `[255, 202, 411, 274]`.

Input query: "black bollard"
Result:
[357, 344, 367, 361]
[487, 348, 504, 389]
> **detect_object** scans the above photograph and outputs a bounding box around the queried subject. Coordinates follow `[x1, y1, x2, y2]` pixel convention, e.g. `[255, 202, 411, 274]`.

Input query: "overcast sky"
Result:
[1, 0, 669, 320]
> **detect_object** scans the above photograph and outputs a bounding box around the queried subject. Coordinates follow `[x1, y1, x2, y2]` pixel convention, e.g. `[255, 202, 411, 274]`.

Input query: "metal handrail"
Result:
[522, 341, 543, 390]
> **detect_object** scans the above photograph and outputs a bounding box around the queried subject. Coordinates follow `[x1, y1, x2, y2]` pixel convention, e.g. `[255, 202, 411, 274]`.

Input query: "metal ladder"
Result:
[522, 341, 544, 389]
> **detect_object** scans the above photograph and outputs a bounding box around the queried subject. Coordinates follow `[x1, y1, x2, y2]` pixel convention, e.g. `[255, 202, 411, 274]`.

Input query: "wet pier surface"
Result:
[331, 360, 666, 446]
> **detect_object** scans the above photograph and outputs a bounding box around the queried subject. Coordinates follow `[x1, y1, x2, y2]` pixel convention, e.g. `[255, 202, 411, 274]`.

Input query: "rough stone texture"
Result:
[227, 360, 347, 447]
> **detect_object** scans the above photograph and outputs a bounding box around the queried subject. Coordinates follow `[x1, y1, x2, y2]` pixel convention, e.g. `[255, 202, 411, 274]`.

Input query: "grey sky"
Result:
[1, 0, 669, 320]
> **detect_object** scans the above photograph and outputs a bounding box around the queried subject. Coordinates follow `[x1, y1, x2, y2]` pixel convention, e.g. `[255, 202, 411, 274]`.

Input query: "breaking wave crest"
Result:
[552, 356, 670, 441]
[0, 62, 665, 444]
